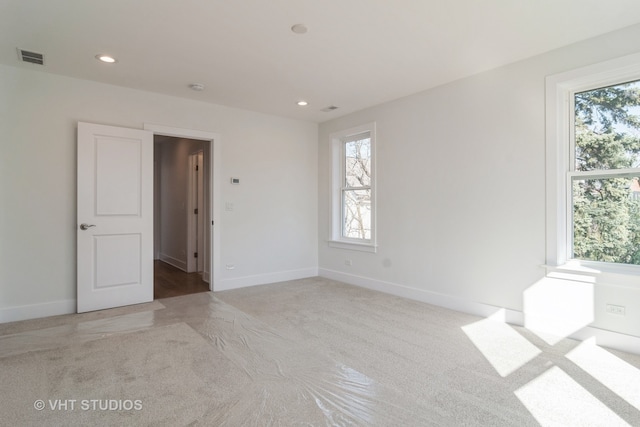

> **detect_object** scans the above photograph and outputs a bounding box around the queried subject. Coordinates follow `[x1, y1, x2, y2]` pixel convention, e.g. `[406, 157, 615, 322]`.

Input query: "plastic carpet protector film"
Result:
[0, 310, 160, 358]
[190, 294, 434, 426]
[6, 279, 638, 425]
[0, 293, 432, 425]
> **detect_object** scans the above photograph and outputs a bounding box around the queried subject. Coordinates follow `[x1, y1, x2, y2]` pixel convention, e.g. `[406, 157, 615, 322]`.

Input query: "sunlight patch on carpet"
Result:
[567, 337, 640, 412]
[515, 366, 630, 427]
[462, 309, 541, 377]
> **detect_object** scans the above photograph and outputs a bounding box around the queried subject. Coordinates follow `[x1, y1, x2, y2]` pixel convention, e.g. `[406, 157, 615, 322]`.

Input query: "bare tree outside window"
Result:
[342, 134, 371, 240]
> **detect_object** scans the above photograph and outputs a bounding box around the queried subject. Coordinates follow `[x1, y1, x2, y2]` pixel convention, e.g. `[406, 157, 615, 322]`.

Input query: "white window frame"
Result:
[329, 122, 377, 253]
[546, 52, 640, 284]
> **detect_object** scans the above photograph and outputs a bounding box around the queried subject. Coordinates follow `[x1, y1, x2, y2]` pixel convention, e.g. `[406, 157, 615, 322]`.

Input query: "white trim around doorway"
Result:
[144, 123, 222, 291]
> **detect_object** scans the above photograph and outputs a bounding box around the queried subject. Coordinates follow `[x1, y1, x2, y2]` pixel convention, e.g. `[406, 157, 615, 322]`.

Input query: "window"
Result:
[343, 133, 372, 239]
[546, 53, 640, 275]
[330, 123, 376, 252]
[572, 81, 640, 265]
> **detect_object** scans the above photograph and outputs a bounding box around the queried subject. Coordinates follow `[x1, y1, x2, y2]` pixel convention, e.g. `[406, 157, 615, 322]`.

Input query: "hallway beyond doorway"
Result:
[154, 260, 209, 299]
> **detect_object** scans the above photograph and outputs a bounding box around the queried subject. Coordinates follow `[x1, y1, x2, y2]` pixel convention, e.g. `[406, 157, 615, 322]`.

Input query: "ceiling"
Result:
[2, 1, 640, 123]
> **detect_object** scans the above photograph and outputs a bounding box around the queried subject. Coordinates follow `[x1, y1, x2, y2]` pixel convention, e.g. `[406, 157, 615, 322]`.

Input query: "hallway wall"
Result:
[155, 137, 206, 271]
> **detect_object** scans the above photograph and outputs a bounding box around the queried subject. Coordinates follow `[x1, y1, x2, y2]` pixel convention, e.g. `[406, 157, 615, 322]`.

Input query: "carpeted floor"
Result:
[1, 277, 639, 426]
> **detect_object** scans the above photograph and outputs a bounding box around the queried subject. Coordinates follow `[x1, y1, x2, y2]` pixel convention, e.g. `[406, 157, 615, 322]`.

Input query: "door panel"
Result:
[95, 137, 142, 215]
[94, 234, 141, 288]
[77, 122, 153, 313]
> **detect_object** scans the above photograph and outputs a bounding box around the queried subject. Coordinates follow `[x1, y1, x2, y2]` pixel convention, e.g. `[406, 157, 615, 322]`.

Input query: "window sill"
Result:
[328, 240, 377, 253]
[543, 260, 640, 288]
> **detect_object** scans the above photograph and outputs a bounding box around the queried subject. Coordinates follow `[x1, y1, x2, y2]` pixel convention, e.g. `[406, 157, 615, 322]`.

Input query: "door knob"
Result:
[80, 223, 96, 230]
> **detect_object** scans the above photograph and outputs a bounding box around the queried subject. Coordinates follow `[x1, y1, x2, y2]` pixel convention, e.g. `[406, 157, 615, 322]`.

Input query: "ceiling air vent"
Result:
[17, 49, 45, 65]
[321, 105, 339, 112]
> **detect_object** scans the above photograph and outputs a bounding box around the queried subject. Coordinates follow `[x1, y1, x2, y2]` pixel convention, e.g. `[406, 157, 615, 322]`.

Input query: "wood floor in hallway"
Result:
[154, 260, 209, 299]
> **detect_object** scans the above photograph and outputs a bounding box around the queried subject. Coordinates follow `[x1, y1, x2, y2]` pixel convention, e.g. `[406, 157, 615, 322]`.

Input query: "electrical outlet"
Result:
[606, 304, 626, 316]
[345, 259, 352, 266]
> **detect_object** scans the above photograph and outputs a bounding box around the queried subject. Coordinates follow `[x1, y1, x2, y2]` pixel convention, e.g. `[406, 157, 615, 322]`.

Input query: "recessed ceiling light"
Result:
[190, 83, 205, 91]
[291, 24, 308, 34]
[95, 54, 116, 63]
[297, 100, 308, 106]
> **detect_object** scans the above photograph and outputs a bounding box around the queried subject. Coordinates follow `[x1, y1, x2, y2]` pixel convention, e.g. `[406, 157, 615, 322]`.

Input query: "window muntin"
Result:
[342, 133, 372, 240]
[570, 80, 640, 265]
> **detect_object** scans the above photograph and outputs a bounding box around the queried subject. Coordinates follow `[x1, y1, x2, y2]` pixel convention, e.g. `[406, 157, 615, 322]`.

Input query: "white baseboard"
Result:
[319, 268, 640, 355]
[159, 253, 187, 271]
[571, 326, 640, 355]
[319, 268, 522, 322]
[3, 268, 638, 355]
[0, 299, 76, 323]
[215, 267, 318, 292]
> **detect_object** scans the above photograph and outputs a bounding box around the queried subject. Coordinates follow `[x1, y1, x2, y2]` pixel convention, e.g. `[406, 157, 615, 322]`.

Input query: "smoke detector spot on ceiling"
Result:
[291, 24, 308, 34]
[17, 48, 44, 65]
[189, 83, 205, 92]
[321, 105, 339, 112]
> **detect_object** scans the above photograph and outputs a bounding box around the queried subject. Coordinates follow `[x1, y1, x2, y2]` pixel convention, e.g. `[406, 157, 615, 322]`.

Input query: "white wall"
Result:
[318, 24, 640, 345]
[0, 64, 318, 321]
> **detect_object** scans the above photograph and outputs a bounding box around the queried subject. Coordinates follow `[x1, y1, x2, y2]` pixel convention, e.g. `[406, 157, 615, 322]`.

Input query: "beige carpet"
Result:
[1, 277, 640, 426]
[1, 322, 250, 425]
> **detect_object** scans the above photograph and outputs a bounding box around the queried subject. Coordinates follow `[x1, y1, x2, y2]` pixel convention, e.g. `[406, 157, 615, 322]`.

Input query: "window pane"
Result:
[572, 176, 640, 264]
[345, 136, 371, 188]
[343, 189, 371, 239]
[574, 80, 640, 171]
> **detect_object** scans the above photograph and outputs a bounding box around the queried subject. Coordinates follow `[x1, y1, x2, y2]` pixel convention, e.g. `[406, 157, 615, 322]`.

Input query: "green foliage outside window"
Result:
[573, 81, 640, 264]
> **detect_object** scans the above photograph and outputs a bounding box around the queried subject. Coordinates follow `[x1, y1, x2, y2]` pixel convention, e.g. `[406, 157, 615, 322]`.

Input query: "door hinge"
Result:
[194, 208, 198, 214]
[194, 252, 198, 258]
[195, 164, 199, 171]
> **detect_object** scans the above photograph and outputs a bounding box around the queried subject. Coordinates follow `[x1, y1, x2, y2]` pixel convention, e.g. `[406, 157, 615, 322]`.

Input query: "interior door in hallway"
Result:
[187, 150, 205, 273]
[77, 122, 154, 312]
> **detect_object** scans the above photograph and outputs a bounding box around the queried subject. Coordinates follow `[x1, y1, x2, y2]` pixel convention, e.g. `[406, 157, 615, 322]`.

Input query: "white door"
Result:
[77, 122, 154, 312]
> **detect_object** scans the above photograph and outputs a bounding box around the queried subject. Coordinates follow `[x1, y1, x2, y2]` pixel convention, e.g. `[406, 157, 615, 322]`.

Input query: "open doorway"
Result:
[153, 135, 211, 299]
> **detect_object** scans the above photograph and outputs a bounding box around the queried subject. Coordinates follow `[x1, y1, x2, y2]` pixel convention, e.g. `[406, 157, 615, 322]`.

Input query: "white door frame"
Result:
[144, 123, 221, 290]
